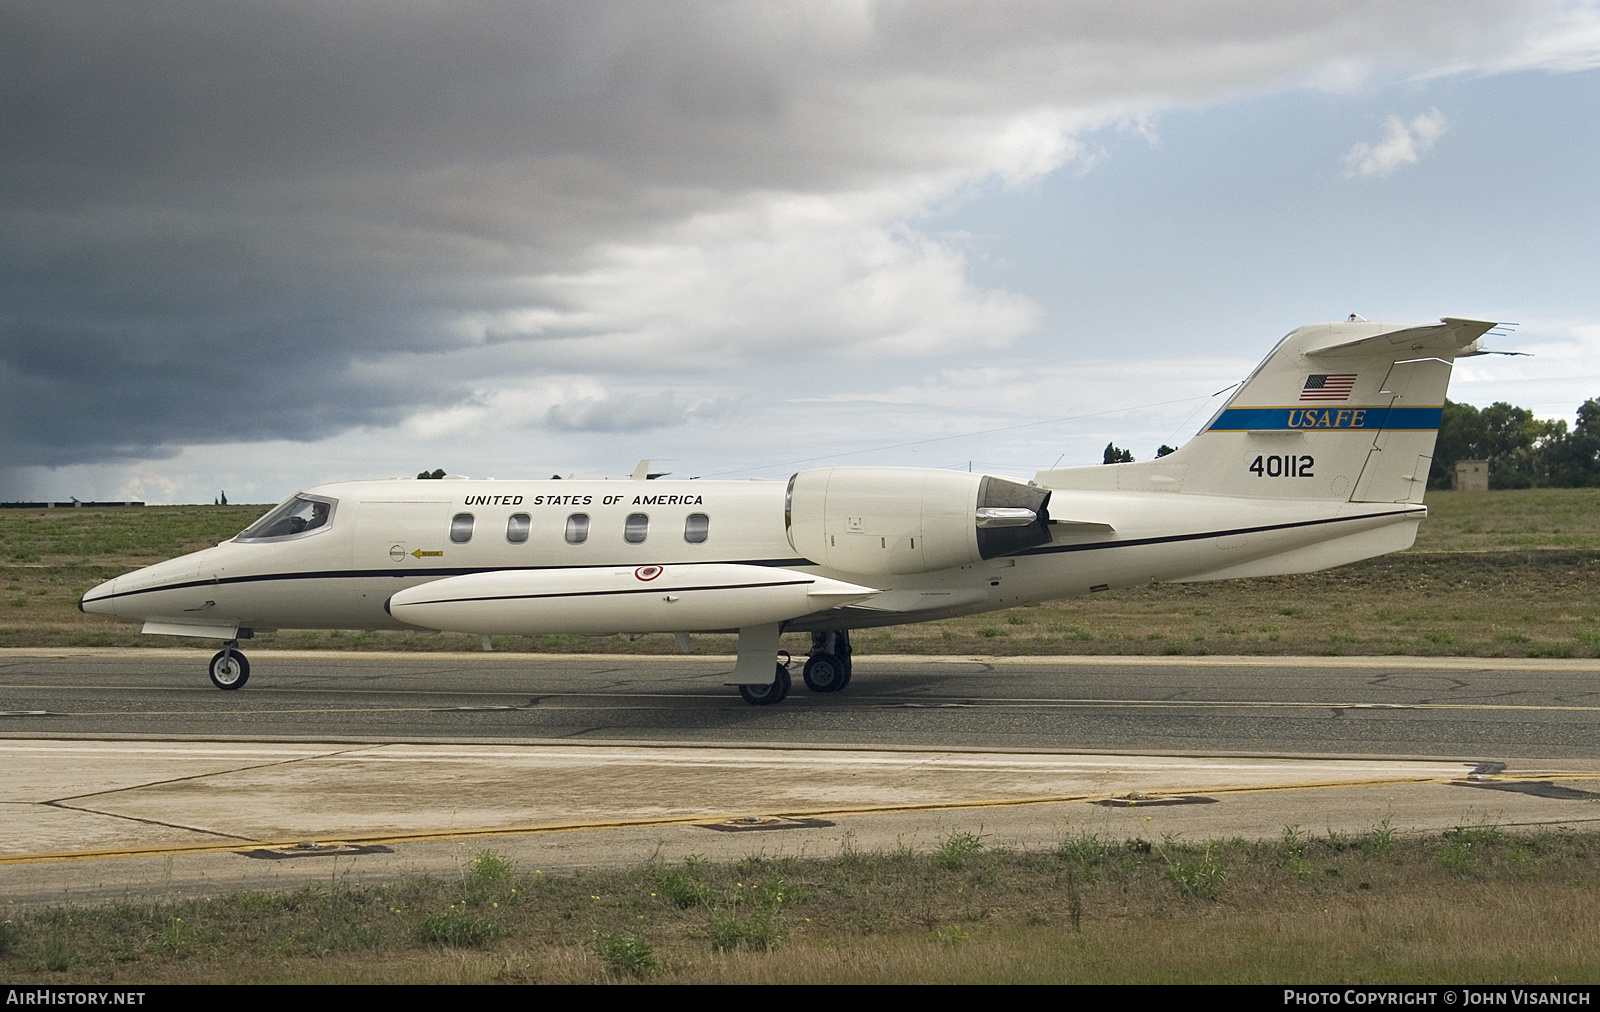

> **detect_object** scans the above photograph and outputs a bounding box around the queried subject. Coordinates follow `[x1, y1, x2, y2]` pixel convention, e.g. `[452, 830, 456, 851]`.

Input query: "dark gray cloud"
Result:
[0, 1, 1565, 490]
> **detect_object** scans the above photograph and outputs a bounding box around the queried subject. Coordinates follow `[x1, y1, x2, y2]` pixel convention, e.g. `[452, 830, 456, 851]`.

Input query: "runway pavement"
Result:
[1, 649, 1596, 904]
[1, 648, 1597, 755]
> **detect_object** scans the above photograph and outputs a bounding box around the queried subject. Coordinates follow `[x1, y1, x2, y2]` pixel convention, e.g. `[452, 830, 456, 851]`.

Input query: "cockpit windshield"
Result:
[236, 494, 337, 542]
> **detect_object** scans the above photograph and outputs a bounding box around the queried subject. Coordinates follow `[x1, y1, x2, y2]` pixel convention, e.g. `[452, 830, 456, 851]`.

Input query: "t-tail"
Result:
[1039, 317, 1501, 503]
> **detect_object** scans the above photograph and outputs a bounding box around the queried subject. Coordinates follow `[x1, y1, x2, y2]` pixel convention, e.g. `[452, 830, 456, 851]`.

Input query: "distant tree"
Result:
[1102, 442, 1134, 464]
[1429, 398, 1578, 489]
[1155, 445, 1177, 458]
[1428, 400, 1483, 489]
[1543, 398, 1600, 488]
[220, 490, 228, 505]
[417, 468, 446, 479]
[1481, 402, 1566, 488]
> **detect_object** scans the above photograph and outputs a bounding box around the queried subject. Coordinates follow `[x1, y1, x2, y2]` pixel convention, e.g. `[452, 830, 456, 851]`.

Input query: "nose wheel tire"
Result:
[209, 649, 250, 690]
[738, 663, 791, 705]
[802, 653, 849, 693]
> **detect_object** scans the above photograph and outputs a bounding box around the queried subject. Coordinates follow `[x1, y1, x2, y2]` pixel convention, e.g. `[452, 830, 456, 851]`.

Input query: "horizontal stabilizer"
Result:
[1305, 317, 1497, 358]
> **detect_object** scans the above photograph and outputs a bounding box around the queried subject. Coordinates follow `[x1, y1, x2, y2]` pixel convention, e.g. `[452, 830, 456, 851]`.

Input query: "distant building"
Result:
[1453, 460, 1489, 492]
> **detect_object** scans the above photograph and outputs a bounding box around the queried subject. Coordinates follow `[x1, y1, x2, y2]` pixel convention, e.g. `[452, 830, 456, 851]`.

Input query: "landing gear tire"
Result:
[806, 630, 853, 692]
[803, 653, 848, 693]
[738, 663, 791, 706]
[209, 648, 250, 690]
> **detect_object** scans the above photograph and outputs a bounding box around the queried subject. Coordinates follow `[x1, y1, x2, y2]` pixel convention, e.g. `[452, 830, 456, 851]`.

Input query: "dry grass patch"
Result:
[3, 827, 1598, 984]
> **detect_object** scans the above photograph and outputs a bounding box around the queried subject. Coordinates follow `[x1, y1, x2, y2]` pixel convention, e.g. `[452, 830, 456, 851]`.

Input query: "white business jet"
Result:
[81, 317, 1500, 704]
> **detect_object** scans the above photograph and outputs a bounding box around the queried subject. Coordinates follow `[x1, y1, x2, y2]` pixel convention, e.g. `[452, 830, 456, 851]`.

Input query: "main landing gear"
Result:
[209, 640, 250, 690]
[731, 629, 855, 706]
[730, 624, 792, 706]
[802, 630, 852, 693]
[738, 652, 792, 706]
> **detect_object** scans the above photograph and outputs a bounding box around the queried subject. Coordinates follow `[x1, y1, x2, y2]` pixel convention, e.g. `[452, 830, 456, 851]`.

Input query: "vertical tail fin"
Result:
[1038, 318, 1498, 501]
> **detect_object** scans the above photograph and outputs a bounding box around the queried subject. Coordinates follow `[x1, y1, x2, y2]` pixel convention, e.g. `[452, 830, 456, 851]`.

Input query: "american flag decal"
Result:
[1300, 374, 1357, 401]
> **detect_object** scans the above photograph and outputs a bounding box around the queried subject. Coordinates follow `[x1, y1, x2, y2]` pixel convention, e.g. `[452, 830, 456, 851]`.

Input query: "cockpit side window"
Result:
[236, 495, 337, 542]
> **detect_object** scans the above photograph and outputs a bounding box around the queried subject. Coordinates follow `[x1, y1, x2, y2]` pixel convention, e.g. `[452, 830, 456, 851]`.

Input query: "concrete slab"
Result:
[1, 740, 1480, 852]
[0, 801, 238, 855]
[0, 737, 1595, 907]
[0, 741, 349, 802]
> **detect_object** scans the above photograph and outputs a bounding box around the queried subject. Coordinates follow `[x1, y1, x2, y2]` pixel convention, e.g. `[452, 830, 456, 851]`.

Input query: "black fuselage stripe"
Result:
[402, 580, 815, 607]
[82, 509, 1420, 605]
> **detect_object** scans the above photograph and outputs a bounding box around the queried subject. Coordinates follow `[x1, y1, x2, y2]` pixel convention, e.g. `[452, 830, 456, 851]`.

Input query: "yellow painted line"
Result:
[0, 773, 1484, 867]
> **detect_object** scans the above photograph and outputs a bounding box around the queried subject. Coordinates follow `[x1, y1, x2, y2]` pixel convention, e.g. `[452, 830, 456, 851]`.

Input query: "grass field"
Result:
[3, 490, 1599, 657]
[2, 826, 1596, 984]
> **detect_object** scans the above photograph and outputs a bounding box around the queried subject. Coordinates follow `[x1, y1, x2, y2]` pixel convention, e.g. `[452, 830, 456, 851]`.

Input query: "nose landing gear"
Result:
[209, 641, 250, 690]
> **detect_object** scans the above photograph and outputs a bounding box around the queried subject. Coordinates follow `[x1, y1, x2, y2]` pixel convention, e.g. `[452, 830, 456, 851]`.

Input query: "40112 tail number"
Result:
[1249, 454, 1314, 478]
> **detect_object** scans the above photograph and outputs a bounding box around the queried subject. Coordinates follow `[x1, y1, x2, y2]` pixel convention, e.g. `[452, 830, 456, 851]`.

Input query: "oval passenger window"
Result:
[506, 513, 531, 544]
[624, 513, 649, 544]
[450, 513, 475, 544]
[565, 513, 589, 544]
[684, 513, 709, 544]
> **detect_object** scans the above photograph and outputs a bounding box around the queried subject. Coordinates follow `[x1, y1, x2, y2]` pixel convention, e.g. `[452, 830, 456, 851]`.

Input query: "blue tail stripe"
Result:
[1207, 406, 1443, 432]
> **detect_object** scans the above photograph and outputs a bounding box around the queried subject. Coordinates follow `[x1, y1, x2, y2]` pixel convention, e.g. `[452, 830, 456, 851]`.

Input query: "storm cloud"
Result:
[1, 2, 1591, 489]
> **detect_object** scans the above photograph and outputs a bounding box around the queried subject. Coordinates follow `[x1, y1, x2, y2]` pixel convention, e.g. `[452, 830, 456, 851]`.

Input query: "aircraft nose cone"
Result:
[79, 576, 119, 618]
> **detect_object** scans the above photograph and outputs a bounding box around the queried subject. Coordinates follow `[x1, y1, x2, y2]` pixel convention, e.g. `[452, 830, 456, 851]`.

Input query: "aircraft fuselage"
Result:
[81, 476, 1422, 637]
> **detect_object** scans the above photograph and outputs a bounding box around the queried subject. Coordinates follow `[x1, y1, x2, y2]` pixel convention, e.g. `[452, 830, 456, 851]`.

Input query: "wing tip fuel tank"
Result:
[386, 563, 878, 636]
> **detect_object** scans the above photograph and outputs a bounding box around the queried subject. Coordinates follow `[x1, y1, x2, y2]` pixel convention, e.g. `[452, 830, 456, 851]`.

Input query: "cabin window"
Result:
[624, 513, 649, 544]
[506, 513, 530, 544]
[684, 513, 709, 544]
[565, 513, 589, 544]
[235, 494, 336, 542]
[449, 513, 475, 543]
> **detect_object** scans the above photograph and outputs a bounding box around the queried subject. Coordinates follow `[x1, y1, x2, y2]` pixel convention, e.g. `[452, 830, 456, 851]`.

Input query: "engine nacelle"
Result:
[784, 467, 1052, 576]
